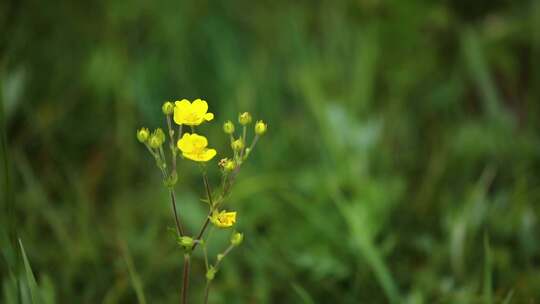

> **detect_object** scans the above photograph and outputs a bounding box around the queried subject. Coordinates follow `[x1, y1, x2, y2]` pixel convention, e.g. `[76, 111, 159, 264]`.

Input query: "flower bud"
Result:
[224, 159, 236, 172]
[137, 127, 150, 143]
[255, 120, 267, 135]
[223, 120, 235, 134]
[162, 101, 174, 115]
[206, 267, 217, 281]
[148, 128, 165, 149]
[163, 172, 178, 187]
[154, 128, 166, 143]
[217, 254, 224, 261]
[230, 232, 243, 246]
[231, 139, 244, 151]
[149, 135, 162, 149]
[178, 236, 194, 248]
[238, 112, 252, 125]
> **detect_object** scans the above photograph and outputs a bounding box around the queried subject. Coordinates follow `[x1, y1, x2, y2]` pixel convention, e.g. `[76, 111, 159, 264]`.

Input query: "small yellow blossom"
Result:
[210, 210, 237, 228]
[177, 133, 217, 162]
[173, 99, 214, 126]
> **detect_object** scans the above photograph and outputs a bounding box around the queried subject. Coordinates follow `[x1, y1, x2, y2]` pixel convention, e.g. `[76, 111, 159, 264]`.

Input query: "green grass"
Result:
[1, 1, 540, 303]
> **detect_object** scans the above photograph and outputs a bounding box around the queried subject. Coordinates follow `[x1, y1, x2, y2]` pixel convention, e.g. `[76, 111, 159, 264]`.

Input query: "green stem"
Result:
[202, 243, 209, 271]
[166, 114, 177, 172]
[215, 244, 234, 269]
[247, 134, 260, 157]
[239, 125, 247, 160]
[203, 281, 210, 304]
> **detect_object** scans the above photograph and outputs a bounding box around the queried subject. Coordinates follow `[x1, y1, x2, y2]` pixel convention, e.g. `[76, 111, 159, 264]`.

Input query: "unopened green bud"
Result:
[217, 254, 224, 262]
[206, 267, 217, 281]
[154, 128, 166, 143]
[137, 127, 150, 143]
[178, 236, 194, 248]
[223, 120, 235, 134]
[149, 135, 162, 149]
[224, 159, 236, 172]
[230, 232, 243, 246]
[149, 129, 165, 148]
[162, 101, 174, 115]
[255, 120, 267, 135]
[244, 148, 251, 159]
[231, 139, 244, 151]
[238, 112, 252, 125]
[164, 172, 178, 187]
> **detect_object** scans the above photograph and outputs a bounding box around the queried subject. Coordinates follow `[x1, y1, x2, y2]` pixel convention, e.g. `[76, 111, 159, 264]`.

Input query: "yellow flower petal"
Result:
[177, 133, 193, 153]
[182, 149, 216, 162]
[190, 133, 208, 149]
[174, 99, 191, 125]
[172, 99, 214, 126]
[201, 148, 217, 161]
[192, 99, 208, 113]
[177, 133, 216, 162]
[175, 99, 191, 109]
[210, 210, 236, 228]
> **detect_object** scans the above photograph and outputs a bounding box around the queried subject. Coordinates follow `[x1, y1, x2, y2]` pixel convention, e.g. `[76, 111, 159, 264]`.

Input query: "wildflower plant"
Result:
[137, 99, 266, 303]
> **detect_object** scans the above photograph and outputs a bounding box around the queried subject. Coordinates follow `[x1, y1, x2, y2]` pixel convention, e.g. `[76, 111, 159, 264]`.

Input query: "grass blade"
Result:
[18, 239, 41, 304]
[483, 234, 492, 304]
[120, 241, 147, 304]
[461, 27, 503, 121]
[291, 282, 315, 304]
[502, 289, 514, 304]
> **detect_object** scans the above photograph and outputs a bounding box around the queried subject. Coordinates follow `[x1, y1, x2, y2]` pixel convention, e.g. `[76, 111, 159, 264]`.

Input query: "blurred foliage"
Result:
[1, 0, 540, 303]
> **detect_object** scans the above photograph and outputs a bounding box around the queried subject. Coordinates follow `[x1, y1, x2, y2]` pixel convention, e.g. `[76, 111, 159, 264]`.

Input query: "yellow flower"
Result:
[177, 133, 217, 162]
[173, 99, 214, 126]
[210, 210, 237, 228]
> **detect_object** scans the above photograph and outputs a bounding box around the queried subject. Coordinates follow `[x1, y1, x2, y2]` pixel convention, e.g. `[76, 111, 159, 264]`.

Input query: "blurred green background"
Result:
[1, 0, 540, 303]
